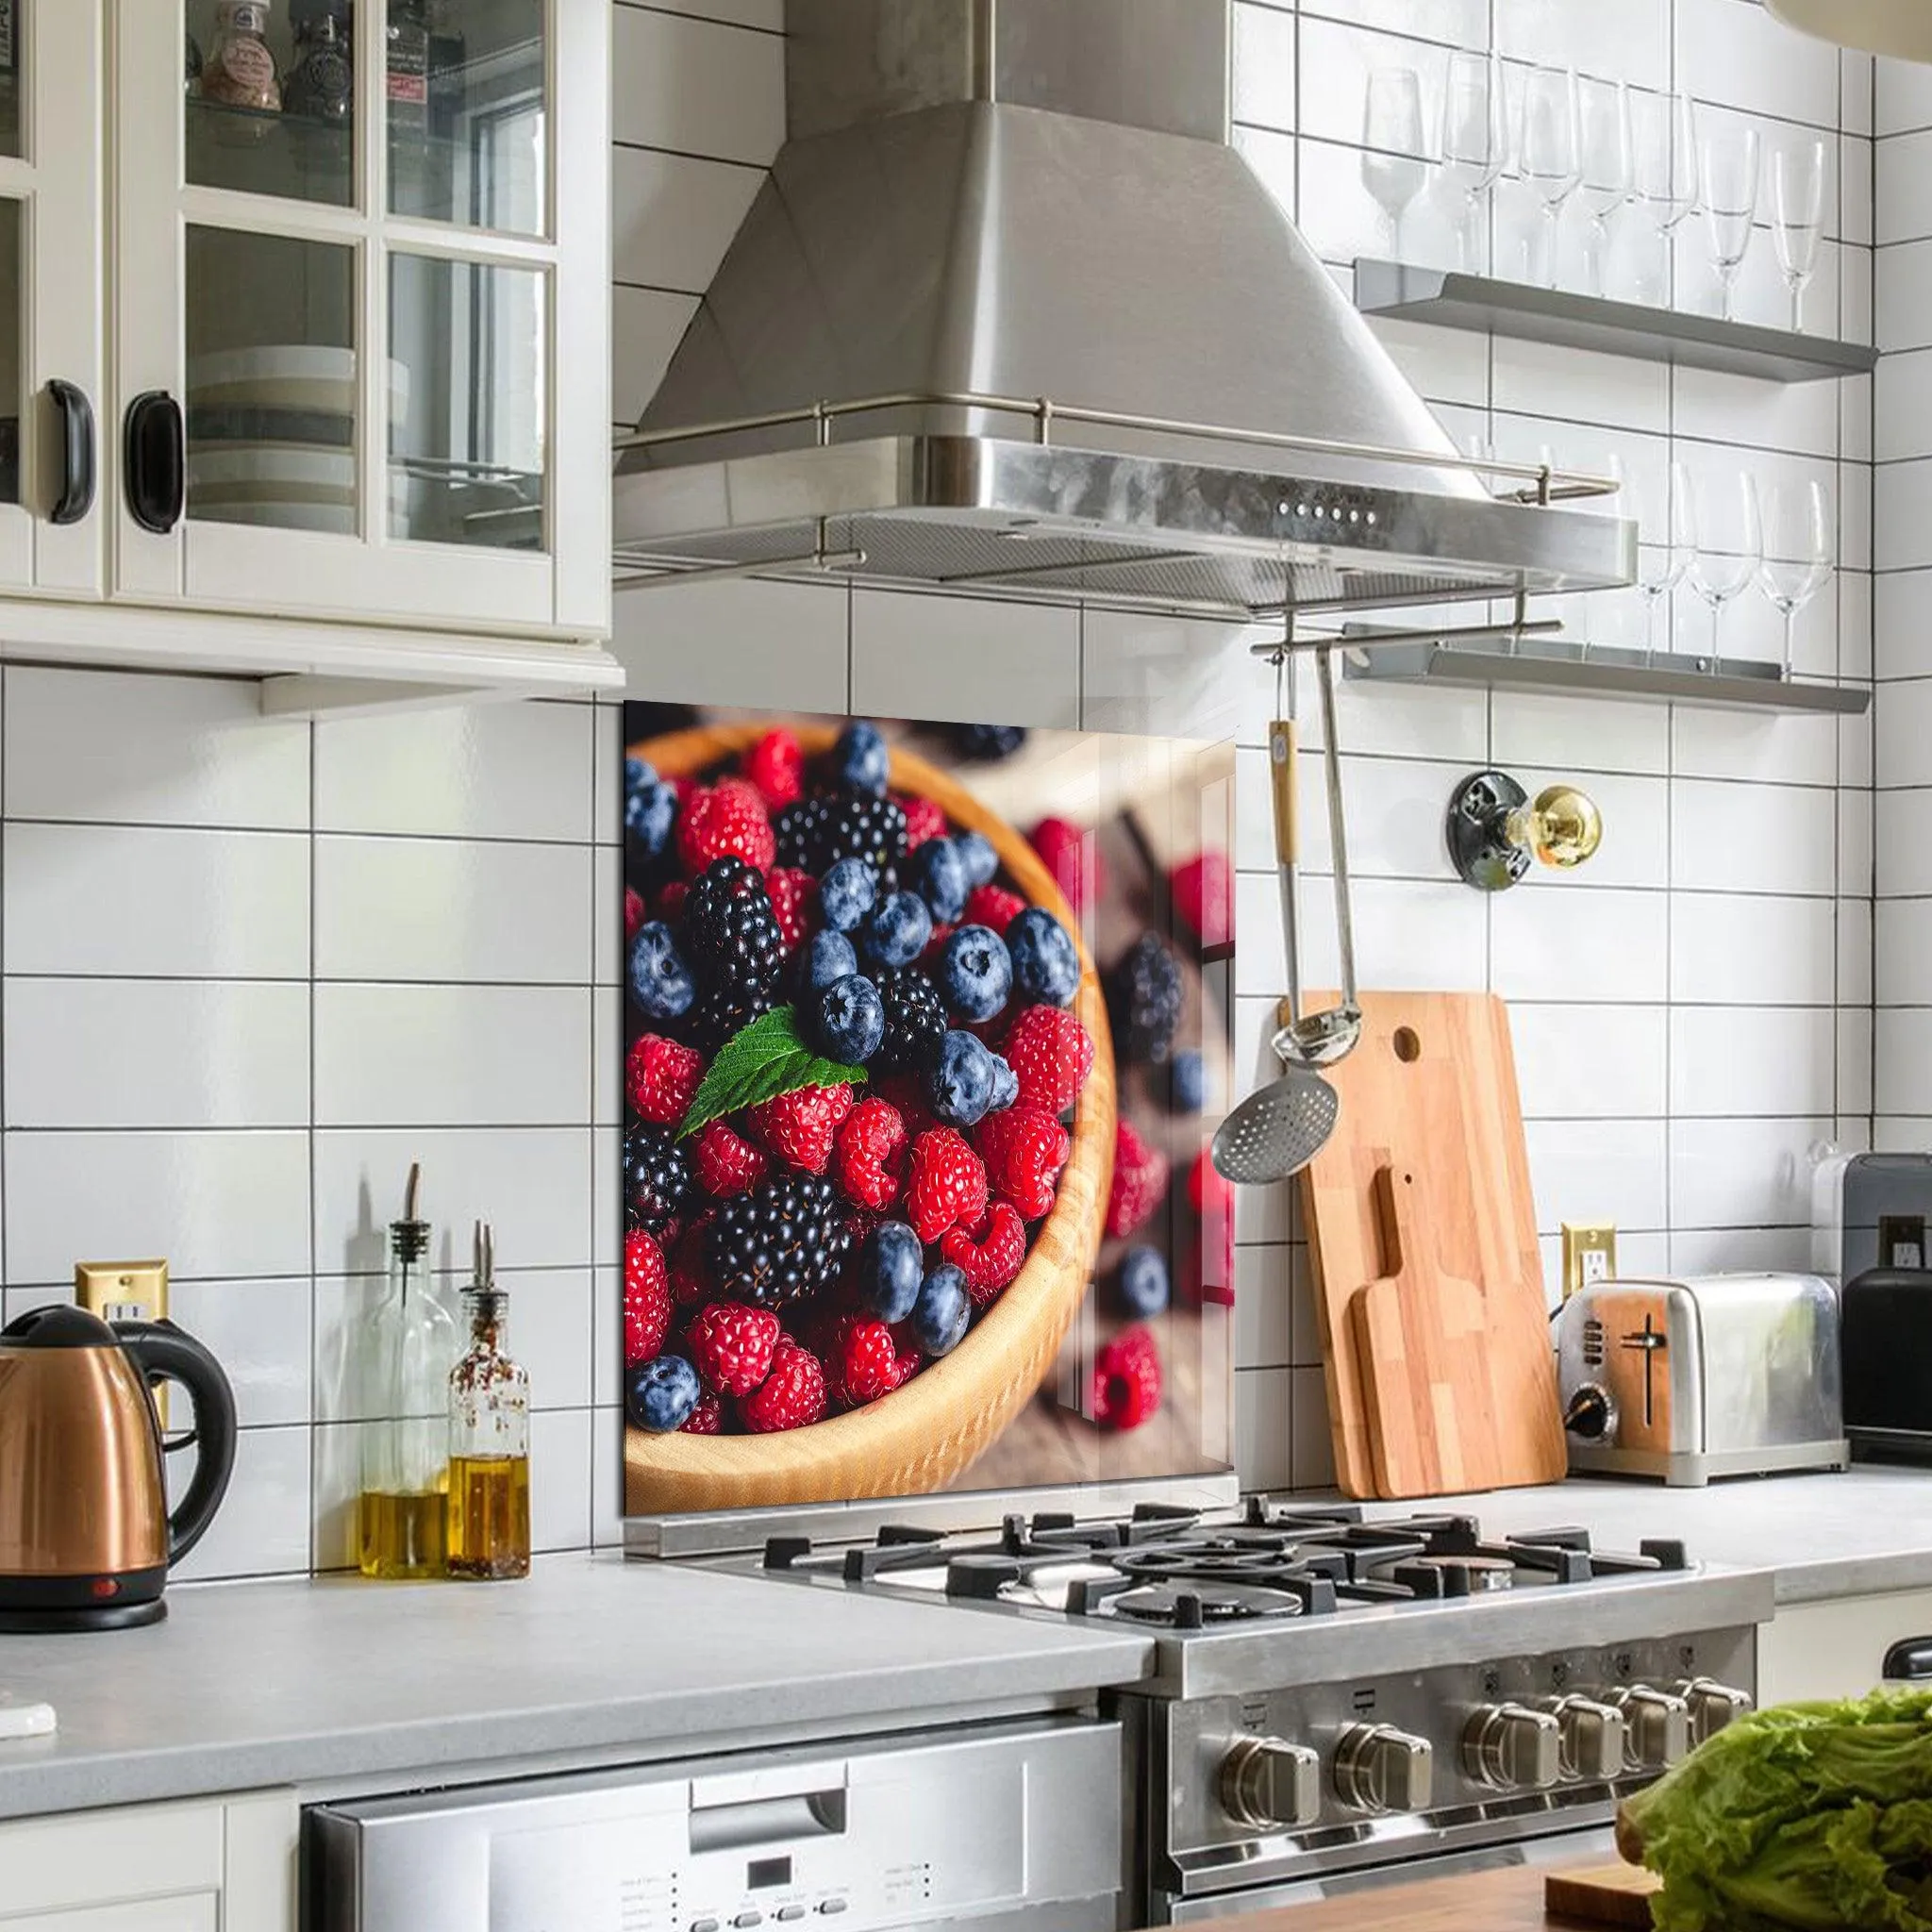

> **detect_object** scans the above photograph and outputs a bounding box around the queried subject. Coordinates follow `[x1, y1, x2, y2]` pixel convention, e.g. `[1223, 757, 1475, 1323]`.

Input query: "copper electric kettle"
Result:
[0, 1306, 237, 1631]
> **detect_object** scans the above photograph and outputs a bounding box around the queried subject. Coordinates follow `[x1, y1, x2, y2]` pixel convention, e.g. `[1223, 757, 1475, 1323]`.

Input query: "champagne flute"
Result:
[1631, 88, 1699, 254]
[1521, 65, 1582, 289]
[1440, 50, 1507, 271]
[1772, 137, 1826, 331]
[1759, 477, 1832, 676]
[1576, 77, 1633, 297]
[1361, 67, 1427, 260]
[1634, 458, 1697, 664]
[1690, 470, 1763, 662]
[1701, 123, 1761, 322]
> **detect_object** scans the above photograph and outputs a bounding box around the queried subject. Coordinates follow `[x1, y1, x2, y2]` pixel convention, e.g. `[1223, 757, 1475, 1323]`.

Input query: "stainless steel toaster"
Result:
[1554, 1274, 1848, 1486]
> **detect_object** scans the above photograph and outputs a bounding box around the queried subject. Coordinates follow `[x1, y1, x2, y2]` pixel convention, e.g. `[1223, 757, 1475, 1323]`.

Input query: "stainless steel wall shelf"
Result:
[1345, 639, 1871, 715]
[1355, 260, 1878, 384]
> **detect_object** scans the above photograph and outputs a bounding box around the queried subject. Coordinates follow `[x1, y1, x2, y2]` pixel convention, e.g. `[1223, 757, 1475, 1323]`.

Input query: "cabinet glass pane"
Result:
[0, 3, 24, 160]
[185, 225, 358, 534]
[187, 0, 354, 209]
[0, 201, 20, 505]
[389, 1, 545, 236]
[389, 251, 544, 549]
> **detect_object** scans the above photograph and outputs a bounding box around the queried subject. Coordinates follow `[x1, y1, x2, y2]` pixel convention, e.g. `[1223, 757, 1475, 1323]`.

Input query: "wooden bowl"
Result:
[625, 723, 1117, 1513]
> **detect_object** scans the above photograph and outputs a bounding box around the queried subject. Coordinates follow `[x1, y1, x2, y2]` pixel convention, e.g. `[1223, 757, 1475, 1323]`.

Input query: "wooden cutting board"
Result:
[1543, 1865, 1661, 1927]
[1350, 1161, 1506, 1497]
[1301, 991, 1567, 1498]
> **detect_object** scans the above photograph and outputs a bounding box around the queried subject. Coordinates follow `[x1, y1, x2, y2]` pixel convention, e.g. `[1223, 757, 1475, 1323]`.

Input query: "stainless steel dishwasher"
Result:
[305, 1714, 1123, 1932]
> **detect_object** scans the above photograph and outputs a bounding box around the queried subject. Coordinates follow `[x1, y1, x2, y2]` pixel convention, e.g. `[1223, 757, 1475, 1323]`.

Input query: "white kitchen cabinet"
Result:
[1756, 1586, 1932, 1704]
[0, 1789, 295, 1929]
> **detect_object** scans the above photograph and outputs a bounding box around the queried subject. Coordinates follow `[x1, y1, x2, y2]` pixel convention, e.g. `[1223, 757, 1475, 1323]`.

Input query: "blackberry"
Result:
[684, 857, 784, 991]
[874, 966, 947, 1071]
[952, 724, 1028, 761]
[1108, 931, 1184, 1065]
[775, 788, 908, 878]
[689, 977, 778, 1055]
[624, 1123, 692, 1235]
[707, 1173, 853, 1308]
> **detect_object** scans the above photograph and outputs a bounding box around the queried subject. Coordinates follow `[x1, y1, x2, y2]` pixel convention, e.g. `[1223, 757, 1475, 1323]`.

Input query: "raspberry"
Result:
[904, 1127, 990, 1243]
[974, 1105, 1070, 1221]
[1107, 1119, 1170, 1239]
[683, 1391, 723, 1434]
[678, 777, 775, 875]
[624, 1230, 671, 1365]
[742, 1341, 827, 1432]
[834, 1097, 908, 1210]
[964, 884, 1026, 934]
[765, 867, 815, 951]
[669, 1215, 713, 1305]
[625, 886, 645, 941]
[1189, 1148, 1232, 1218]
[686, 1301, 782, 1397]
[1003, 1006, 1094, 1115]
[898, 794, 948, 851]
[1171, 851, 1233, 950]
[658, 879, 688, 924]
[941, 1201, 1027, 1304]
[837, 1319, 903, 1405]
[692, 1118, 767, 1198]
[749, 1082, 856, 1174]
[1190, 1150, 1236, 1306]
[1030, 816, 1104, 912]
[626, 1033, 703, 1126]
[743, 729, 805, 811]
[1093, 1326, 1162, 1429]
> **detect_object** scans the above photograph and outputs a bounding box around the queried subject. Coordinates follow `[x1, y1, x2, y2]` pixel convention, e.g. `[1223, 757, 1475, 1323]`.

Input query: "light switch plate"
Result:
[75, 1259, 169, 1424]
[1561, 1224, 1617, 1302]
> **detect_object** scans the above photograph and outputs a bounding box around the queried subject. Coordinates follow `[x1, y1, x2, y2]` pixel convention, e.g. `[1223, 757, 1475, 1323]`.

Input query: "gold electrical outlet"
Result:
[76, 1260, 170, 1424]
[1561, 1224, 1617, 1302]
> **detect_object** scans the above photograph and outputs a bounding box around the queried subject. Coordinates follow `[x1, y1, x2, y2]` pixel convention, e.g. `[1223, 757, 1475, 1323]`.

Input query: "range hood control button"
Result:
[1540, 1694, 1627, 1781]
[1334, 1724, 1433, 1813]
[1220, 1733, 1322, 1829]
[1676, 1676, 1753, 1742]
[1463, 1703, 1560, 1791]
[1607, 1687, 1691, 1771]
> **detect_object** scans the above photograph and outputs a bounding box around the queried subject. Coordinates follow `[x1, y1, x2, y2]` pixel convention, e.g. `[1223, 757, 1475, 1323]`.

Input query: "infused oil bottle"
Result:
[446, 1224, 531, 1580]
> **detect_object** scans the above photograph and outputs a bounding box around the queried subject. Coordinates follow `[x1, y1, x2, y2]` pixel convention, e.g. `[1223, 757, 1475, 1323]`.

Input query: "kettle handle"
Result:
[115, 1320, 238, 1566]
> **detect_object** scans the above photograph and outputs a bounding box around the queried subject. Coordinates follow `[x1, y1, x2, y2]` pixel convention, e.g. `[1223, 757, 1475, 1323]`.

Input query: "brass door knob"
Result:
[1447, 770, 1603, 891]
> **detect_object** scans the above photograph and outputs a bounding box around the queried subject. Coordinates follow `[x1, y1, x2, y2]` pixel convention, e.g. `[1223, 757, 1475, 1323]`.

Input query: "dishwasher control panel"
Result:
[306, 1716, 1121, 1932]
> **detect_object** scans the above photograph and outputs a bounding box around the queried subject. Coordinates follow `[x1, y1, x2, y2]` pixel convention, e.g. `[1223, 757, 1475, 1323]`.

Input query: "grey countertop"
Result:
[0, 1554, 1153, 1823]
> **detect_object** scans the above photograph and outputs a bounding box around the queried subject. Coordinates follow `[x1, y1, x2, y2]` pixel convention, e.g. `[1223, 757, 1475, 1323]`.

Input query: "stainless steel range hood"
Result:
[612, 0, 1633, 622]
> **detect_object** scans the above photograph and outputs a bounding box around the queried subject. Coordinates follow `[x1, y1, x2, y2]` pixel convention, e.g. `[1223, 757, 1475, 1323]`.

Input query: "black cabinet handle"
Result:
[124, 390, 184, 535]
[47, 380, 94, 526]
[1883, 1638, 1932, 1681]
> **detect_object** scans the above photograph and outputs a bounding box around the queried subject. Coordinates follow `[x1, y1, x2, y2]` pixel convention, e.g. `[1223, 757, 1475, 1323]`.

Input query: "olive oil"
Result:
[445, 1457, 529, 1579]
[358, 1486, 446, 1577]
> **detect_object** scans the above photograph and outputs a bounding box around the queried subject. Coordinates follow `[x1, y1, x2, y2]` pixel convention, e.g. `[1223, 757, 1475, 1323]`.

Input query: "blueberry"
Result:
[836, 720, 891, 796]
[911, 1264, 972, 1357]
[858, 1221, 924, 1324]
[952, 724, 1028, 761]
[812, 973, 886, 1064]
[955, 830, 999, 889]
[988, 1054, 1019, 1113]
[628, 921, 695, 1020]
[1119, 1246, 1172, 1320]
[799, 928, 858, 994]
[624, 758, 677, 858]
[1008, 907, 1081, 1008]
[910, 838, 970, 923]
[1169, 1048, 1206, 1115]
[928, 1029, 997, 1127]
[626, 1353, 700, 1432]
[939, 923, 1012, 1023]
[624, 756, 649, 795]
[818, 857, 877, 934]
[862, 891, 933, 970]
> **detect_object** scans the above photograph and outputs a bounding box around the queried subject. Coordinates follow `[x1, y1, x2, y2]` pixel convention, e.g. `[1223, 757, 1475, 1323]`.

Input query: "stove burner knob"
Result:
[1334, 1724, 1434, 1814]
[1607, 1687, 1691, 1771]
[1674, 1676, 1753, 1743]
[1219, 1734, 1322, 1830]
[1462, 1703, 1560, 1791]
[1541, 1694, 1626, 1782]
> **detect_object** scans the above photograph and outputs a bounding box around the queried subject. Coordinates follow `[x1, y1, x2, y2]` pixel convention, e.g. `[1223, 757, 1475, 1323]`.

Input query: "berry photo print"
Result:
[620, 705, 1237, 1518]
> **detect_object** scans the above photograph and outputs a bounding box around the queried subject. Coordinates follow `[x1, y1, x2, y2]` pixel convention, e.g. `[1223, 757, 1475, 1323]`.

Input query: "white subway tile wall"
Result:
[0, 1, 1874, 1581]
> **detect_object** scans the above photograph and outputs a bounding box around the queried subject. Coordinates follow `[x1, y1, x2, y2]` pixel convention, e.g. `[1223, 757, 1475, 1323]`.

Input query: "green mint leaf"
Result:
[677, 1005, 864, 1140]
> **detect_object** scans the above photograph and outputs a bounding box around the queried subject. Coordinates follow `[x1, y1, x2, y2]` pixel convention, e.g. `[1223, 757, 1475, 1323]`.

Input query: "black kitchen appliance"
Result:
[1842, 1266, 1932, 1459]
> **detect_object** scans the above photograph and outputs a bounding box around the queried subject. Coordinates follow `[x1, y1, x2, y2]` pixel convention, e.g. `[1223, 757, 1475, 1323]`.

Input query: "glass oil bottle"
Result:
[358, 1163, 456, 1579]
[446, 1223, 531, 1581]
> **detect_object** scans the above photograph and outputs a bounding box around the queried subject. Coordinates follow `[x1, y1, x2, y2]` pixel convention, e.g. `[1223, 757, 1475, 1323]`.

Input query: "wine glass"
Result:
[1772, 138, 1826, 331]
[1631, 88, 1700, 275]
[1701, 123, 1761, 322]
[1440, 50, 1507, 271]
[1521, 65, 1582, 289]
[1759, 477, 1832, 676]
[1576, 77, 1632, 297]
[1361, 67, 1427, 259]
[1633, 458, 1697, 664]
[1690, 471, 1763, 662]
